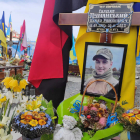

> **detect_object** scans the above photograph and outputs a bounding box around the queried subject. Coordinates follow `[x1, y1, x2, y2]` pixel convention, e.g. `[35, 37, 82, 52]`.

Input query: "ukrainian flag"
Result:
[6, 14, 12, 37]
[0, 11, 7, 49]
[70, 35, 77, 61]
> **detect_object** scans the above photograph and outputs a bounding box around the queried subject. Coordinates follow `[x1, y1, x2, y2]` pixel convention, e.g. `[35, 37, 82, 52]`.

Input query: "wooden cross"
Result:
[7, 31, 19, 58]
[58, 9, 140, 140]
[59, 12, 140, 43]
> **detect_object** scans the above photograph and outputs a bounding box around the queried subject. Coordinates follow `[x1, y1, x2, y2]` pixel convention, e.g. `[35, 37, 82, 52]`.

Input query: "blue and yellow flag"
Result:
[1, 11, 6, 37]
[70, 35, 77, 61]
[0, 11, 7, 49]
[6, 14, 12, 37]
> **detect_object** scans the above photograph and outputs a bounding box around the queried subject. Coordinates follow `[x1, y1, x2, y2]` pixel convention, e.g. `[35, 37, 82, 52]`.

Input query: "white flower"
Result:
[15, 105, 25, 115]
[20, 95, 28, 103]
[1, 116, 10, 124]
[1, 134, 13, 140]
[34, 108, 40, 112]
[5, 91, 13, 104]
[136, 120, 140, 126]
[40, 106, 47, 111]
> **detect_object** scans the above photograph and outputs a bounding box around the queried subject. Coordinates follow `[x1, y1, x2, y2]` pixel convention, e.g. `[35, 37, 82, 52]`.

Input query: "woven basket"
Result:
[79, 79, 118, 129]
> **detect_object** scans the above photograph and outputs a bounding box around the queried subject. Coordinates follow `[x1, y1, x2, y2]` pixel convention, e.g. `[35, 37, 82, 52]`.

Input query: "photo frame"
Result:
[80, 42, 127, 100]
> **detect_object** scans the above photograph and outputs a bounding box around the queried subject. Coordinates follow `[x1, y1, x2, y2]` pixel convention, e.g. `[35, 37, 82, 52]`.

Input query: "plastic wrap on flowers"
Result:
[12, 111, 55, 139]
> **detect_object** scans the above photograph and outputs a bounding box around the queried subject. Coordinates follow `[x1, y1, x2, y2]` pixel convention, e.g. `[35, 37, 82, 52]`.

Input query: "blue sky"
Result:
[0, 0, 45, 41]
[0, 0, 85, 41]
[86, 45, 125, 70]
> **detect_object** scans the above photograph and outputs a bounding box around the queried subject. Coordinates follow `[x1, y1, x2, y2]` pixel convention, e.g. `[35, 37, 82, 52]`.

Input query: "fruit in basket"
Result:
[135, 114, 140, 120]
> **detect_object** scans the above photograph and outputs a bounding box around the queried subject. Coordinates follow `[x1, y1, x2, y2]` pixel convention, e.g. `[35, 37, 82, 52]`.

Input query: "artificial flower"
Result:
[26, 100, 41, 111]
[21, 114, 26, 119]
[39, 112, 46, 117]
[135, 114, 140, 120]
[24, 111, 32, 116]
[19, 79, 28, 89]
[34, 114, 41, 120]
[129, 117, 136, 124]
[34, 108, 40, 112]
[29, 119, 38, 127]
[2, 77, 12, 88]
[25, 115, 33, 121]
[20, 120, 27, 124]
[32, 111, 38, 116]
[38, 119, 46, 125]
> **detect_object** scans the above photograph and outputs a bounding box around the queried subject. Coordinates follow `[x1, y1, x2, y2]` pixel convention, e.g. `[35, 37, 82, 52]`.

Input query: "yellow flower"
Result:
[19, 79, 28, 89]
[0, 96, 6, 103]
[26, 100, 41, 111]
[29, 119, 38, 127]
[26, 104, 33, 111]
[9, 79, 18, 89]
[36, 94, 43, 101]
[38, 119, 46, 125]
[129, 117, 136, 124]
[13, 86, 22, 92]
[2, 77, 13, 88]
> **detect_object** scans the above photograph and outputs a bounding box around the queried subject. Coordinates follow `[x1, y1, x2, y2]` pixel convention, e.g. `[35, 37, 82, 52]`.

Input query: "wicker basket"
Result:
[79, 79, 118, 129]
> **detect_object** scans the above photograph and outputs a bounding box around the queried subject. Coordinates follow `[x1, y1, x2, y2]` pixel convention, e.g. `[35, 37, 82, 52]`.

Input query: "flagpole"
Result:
[14, 41, 19, 58]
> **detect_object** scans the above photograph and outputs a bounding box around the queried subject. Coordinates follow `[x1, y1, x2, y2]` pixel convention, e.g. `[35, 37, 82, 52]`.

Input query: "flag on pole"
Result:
[6, 14, 12, 37]
[0, 20, 7, 48]
[20, 20, 27, 51]
[28, 0, 87, 108]
[1, 11, 6, 37]
[0, 11, 7, 49]
[70, 35, 77, 61]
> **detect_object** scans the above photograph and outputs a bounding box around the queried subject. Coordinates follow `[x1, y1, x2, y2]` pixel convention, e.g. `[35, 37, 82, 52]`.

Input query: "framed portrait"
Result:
[80, 42, 127, 100]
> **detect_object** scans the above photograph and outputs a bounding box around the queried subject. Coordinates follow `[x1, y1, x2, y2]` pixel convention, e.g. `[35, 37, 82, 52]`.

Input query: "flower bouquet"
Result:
[79, 98, 111, 130]
[1, 74, 28, 104]
[2, 74, 28, 93]
[118, 107, 140, 139]
[12, 111, 54, 139]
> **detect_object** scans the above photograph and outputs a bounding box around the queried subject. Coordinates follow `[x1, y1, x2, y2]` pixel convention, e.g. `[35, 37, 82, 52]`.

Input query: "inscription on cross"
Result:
[59, 11, 140, 43]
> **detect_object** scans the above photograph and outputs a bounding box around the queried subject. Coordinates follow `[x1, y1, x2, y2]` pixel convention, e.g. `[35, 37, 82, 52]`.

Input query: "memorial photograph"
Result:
[81, 42, 127, 100]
